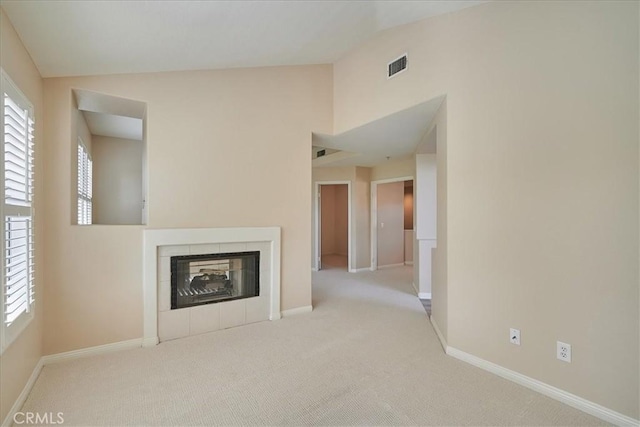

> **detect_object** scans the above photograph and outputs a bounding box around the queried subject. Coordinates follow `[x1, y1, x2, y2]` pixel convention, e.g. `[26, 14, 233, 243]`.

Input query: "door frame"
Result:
[370, 175, 413, 271]
[314, 181, 352, 272]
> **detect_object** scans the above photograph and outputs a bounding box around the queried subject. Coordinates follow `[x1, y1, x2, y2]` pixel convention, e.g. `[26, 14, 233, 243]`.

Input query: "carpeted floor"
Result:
[19, 267, 605, 426]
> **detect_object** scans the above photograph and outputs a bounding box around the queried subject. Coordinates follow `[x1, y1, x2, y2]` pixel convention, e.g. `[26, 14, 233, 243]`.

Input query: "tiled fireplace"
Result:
[142, 228, 281, 346]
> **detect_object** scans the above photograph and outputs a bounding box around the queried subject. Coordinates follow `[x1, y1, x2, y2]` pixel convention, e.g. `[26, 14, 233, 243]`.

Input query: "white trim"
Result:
[412, 282, 419, 295]
[446, 347, 639, 427]
[41, 338, 143, 365]
[370, 175, 413, 271]
[143, 227, 281, 346]
[1, 358, 43, 427]
[404, 261, 414, 266]
[315, 181, 352, 272]
[371, 176, 414, 186]
[418, 292, 431, 300]
[142, 336, 159, 347]
[281, 305, 312, 317]
[311, 267, 318, 272]
[349, 267, 372, 273]
[429, 315, 447, 352]
[377, 263, 405, 269]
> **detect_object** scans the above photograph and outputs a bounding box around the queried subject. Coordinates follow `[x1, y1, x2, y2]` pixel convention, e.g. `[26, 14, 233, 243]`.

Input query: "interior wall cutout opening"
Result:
[72, 89, 147, 225]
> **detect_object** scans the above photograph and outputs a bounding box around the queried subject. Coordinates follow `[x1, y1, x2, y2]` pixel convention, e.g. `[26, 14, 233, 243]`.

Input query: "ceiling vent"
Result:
[388, 54, 408, 78]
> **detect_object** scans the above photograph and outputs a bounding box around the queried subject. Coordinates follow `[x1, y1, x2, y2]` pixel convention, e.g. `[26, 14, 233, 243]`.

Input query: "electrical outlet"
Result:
[557, 341, 571, 363]
[509, 328, 521, 345]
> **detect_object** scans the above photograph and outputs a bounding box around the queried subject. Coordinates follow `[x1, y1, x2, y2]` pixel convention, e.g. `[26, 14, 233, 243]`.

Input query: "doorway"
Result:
[315, 182, 351, 271]
[370, 176, 414, 270]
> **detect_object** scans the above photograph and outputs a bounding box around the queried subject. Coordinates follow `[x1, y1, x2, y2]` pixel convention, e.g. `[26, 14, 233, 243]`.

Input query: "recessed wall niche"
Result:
[72, 89, 147, 225]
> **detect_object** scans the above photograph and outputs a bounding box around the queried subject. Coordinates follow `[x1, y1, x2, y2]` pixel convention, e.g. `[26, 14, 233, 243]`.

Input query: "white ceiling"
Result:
[83, 111, 143, 141]
[75, 89, 145, 141]
[1, 1, 486, 78]
[312, 96, 444, 168]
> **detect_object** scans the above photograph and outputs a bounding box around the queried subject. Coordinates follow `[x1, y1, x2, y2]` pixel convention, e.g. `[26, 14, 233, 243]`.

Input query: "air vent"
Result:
[388, 54, 408, 78]
[316, 149, 326, 158]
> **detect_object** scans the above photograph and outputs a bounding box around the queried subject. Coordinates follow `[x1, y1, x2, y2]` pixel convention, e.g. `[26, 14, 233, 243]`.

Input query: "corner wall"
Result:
[334, 0, 639, 418]
[0, 8, 44, 423]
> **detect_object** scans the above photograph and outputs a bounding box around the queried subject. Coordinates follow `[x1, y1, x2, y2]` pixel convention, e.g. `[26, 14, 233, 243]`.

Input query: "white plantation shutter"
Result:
[77, 140, 92, 225]
[4, 216, 33, 324]
[1, 70, 35, 351]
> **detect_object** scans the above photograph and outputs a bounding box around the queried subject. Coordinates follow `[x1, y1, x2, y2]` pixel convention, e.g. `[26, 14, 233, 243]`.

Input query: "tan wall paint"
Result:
[0, 8, 44, 423]
[371, 156, 414, 181]
[354, 167, 371, 269]
[430, 102, 448, 342]
[376, 181, 404, 267]
[44, 65, 333, 354]
[92, 136, 143, 225]
[334, 1, 639, 417]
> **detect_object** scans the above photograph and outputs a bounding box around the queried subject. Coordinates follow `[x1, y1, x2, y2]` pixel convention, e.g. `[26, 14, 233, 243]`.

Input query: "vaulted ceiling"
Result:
[2, 0, 485, 78]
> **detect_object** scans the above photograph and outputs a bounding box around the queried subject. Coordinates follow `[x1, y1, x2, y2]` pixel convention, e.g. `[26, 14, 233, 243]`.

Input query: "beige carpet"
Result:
[20, 267, 605, 426]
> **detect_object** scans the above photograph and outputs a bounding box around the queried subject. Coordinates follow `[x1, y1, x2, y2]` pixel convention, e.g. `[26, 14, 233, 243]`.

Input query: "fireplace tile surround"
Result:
[143, 228, 281, 346]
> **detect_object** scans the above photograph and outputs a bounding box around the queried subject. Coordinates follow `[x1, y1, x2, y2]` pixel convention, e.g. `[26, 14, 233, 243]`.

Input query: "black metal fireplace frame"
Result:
[170, 251, 260, 310]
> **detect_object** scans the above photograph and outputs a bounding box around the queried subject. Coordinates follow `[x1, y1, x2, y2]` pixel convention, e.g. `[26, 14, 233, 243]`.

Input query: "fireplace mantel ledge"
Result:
[142, 227, 281, 347]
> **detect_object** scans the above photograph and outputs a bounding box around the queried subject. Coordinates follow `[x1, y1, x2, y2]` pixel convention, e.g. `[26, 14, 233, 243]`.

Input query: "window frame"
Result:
[0, 69, 36, 354]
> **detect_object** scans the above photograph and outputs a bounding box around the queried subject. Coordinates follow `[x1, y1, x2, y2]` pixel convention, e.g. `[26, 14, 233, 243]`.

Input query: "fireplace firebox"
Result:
[171, 251, 259, 309]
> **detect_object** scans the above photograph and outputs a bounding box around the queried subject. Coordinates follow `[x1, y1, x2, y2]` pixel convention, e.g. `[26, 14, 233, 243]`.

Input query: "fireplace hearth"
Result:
[171, 251, 259, 309]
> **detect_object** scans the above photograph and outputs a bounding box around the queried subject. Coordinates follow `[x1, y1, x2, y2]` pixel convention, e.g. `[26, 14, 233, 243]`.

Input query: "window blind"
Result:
[77, 141, 92, 225]
[2, 77, 35, 329]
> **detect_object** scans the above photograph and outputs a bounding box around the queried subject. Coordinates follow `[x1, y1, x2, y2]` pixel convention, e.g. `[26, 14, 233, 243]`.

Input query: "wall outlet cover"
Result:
[510, 328, 521, 345]
[557, 341, 571, 362]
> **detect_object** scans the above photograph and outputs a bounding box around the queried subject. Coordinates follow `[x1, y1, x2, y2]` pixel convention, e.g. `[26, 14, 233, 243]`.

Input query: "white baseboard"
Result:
[377, 263, 405, 269]
[350, 267, 372, 273]
[281, 305, 313, 317]
[418, 292, 431, 300]
[2, 338, 144, 427]
[1, 358, 43, 427]
[142, 337, 160, 347]
[412, 282, 419, 295]
[429, 315, 447, 352]
[41, 338, 143, 365]
[311, 268, 318, 272]
[404, 261, 413, 265]
[446, 347, 639, 427]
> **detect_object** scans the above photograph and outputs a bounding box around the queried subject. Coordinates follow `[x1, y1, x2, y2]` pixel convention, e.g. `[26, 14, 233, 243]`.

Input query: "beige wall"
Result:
[376, 181, 404, 267]
[92, 136, 143, 225]
[0, 8, 44, 423]
[354, 167, 371, 269]
[43, 65, 333, 355]
[430, 102, 448, 343]
[335, 1, 639, 417]
[371, 156, 414, 181]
